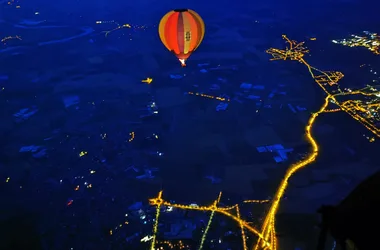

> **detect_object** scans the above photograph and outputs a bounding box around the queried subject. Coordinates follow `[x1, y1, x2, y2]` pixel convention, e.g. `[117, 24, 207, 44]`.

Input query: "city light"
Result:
[267, 35, 380, 137]
[333, 31, 380, 55]
[147, 35, 379, 250]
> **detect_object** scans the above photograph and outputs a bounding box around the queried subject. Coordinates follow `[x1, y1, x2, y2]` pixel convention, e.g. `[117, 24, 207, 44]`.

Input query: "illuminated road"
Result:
[147, 35, 379, 250]
[257, 35, 379, 249]
[256, 96, 329, 249]
[267, 35, 380, 138]
[148, 94, 329, 250]
[149, 192, 267, 250]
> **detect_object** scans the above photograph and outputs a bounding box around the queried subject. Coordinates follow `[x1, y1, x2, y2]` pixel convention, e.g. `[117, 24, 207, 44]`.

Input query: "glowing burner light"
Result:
[179, 59, 186, 67]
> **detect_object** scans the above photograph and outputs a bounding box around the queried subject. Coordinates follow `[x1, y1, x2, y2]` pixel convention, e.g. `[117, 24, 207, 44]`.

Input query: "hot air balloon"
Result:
[158, 9, 205, 67]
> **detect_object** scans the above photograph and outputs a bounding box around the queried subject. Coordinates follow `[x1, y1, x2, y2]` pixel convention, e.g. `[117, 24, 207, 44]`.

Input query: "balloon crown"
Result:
[174, 9, 188, 12]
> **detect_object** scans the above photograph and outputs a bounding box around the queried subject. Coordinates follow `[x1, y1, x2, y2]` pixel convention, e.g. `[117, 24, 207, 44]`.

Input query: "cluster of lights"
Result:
[333, 85, 380, 137]
[128, 132, 135, 142]
[314, 71, 344, 86]
[267, 35, 380, 138]
[156, 240, 190, 249]
[324, 108, 341, 113]
[362, 133, 376, 142]
[65, 160, 99, 208]
[109, 219, 129, 236]
[332, 31, 380, 55]
[102, 23, 131, 37]
[243, 200, 270, 204]
[339, 99, 380, 136]
[359, 64, 379, 84]
[255, 36, 380, 248]
[74, 182, 92, 191]
[1, 35, 21, 45]
[187, 92, 230, 102]
[95, 20, 150, 37]
[149, 191, 270, 250]
[266, 37, 309, 61]
[4, 137, 102, 207]
[266, 35, 345, 89]
[79, 151, 88, 157]
[5, 0, 20, 8]
[2, 30, 375, 249]
[150, 35, 376, 250]
[148, 36, 353, 250]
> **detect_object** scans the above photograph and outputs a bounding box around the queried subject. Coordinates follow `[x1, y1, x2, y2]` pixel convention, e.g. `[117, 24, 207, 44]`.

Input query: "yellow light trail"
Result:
[236, 205, 248, 250]
[150, 191, 162, 250]
[256, 95, 329, 249]
[243, 200, 270, 204]
[199, 207, 218, 249]
[199, 192, 221, 250]
[324, 108, 341, 113]
[141, 77, 153, 84]
[187, 92, 230, 102]
[256, 36, 345, 249]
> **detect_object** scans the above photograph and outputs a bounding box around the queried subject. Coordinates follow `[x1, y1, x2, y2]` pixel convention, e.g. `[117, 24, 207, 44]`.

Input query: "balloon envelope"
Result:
[158, 9, 205, 66]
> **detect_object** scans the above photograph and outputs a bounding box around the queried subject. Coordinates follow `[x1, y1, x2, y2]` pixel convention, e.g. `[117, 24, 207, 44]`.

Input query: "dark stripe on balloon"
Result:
[177, 12, 184, 54]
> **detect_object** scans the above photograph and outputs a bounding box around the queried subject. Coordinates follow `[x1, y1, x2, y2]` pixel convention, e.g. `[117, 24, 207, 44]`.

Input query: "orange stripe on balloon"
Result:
[182, 11, 198, 53]
[158, 11, 174, 51]
[164, 12, 180, 54]
[177, 13, 184, 54]
[191, 12, 204, 48]
[188, 10, 205, 50]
